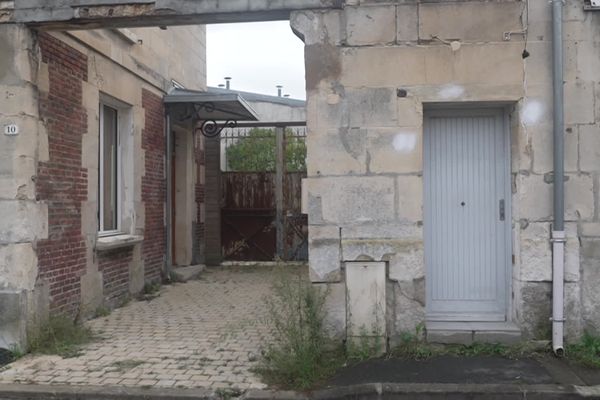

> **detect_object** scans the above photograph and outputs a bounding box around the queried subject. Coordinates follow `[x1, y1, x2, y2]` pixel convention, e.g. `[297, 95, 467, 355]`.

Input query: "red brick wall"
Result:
[141, 89, 166, 282]
[98, 248, 133, 306]
[36, 36, 169, 313]
[36, 33, 89, 316]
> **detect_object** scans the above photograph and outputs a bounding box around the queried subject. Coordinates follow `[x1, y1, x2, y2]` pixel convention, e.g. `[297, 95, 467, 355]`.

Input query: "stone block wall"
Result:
[0, 25, 49, 350]
[292, 0, 600, 344]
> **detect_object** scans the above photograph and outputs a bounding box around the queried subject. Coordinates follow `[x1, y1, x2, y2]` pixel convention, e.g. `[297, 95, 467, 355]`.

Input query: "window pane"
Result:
[102, 105, 118, 231]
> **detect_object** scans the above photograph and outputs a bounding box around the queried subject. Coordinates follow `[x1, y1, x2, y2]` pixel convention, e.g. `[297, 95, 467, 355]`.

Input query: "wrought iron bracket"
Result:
[197, 119, 237, 138]
[192, 102, 238, 138]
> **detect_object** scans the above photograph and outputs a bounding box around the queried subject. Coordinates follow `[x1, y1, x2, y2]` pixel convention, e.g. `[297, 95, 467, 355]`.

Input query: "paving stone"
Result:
[0, 266, 280, 389]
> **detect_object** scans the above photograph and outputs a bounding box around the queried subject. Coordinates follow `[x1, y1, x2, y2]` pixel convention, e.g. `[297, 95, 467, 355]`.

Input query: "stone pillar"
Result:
[292, 8, 426, 344]
[0, 25, 49, 351]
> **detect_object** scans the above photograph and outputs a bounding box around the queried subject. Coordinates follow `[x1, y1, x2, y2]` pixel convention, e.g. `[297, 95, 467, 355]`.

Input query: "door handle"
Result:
[499, 199, 505, 221]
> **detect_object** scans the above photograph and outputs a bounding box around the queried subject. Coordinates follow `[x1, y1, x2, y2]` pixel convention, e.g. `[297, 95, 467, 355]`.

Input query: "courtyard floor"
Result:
[0, 265, 288, 390]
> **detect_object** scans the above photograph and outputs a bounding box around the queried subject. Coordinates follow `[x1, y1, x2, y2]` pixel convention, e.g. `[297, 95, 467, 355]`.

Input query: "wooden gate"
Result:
[220, 125, 307, 261]
[221, 172, 307, 261]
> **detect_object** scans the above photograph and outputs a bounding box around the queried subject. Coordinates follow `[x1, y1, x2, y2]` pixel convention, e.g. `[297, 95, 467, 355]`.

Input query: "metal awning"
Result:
[164, 88, 259, 122]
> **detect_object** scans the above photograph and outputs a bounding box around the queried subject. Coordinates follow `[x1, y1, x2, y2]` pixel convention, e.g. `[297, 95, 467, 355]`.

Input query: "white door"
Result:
[424, 108, 510, 322]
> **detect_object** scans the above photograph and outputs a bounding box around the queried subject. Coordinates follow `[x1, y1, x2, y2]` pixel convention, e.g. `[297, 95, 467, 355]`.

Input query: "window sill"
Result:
[96, 234, 144, 252]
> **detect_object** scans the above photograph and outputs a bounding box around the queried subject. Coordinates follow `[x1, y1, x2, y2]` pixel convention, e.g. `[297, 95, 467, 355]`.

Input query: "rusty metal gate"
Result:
[220, 124, 307, 261]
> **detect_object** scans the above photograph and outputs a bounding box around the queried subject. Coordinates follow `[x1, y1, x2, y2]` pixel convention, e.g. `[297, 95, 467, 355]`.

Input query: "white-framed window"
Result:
[99, 103, 121, 235]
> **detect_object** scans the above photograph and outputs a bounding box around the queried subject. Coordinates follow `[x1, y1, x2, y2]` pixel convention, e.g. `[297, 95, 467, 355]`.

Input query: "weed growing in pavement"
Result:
[215, 388, 243, 400]
[391, 328, 546, 361]
[567, 333, 600, 369]
[119, 295, 132, 307]
[9, 345, 25, 361]
[27, 315, 94, 358]
[253, 268, 345, 390]
[94, 305, 111, 318]
[346, 325, 385, 362]
[143, 281, 161, 295]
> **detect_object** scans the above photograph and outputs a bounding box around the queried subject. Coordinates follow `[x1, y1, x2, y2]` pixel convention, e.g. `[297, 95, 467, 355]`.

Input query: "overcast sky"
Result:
[207, 21, 306, 100]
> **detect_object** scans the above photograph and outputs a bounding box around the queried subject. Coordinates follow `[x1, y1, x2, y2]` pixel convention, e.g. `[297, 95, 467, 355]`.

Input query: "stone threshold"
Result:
[0, 382, 592, 400]
[426, 321, 521, 345]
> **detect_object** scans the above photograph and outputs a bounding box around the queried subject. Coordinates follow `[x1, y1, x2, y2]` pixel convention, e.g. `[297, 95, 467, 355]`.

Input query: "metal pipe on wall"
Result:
[551, 0, 565, 356]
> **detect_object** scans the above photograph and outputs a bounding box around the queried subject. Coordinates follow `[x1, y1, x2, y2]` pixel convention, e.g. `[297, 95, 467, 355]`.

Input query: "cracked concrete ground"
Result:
[0, 265, 296, 390]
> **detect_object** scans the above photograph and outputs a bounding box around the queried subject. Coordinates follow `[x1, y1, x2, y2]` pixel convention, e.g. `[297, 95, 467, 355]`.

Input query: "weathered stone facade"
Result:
[0, 25, 206, 350]
[1, 0, 599, 351]
[291, 0, 600, 344]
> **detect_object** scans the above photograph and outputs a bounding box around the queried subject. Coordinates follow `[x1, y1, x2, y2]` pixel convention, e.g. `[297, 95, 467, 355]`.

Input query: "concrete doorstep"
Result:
[171, 265, 205, 282]
[0, 382, 599, 400]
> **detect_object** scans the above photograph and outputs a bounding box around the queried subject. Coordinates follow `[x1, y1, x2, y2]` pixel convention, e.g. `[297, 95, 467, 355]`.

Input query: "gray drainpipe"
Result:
[165, 112, 173, 281]
[551, 0, 566, 356]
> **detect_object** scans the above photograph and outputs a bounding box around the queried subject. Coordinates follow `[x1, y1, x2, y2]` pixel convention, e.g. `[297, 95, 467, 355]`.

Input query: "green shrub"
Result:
[254, 270, 343, 390]
[28, 315, 94, 358]
[392, 331, 436, 360]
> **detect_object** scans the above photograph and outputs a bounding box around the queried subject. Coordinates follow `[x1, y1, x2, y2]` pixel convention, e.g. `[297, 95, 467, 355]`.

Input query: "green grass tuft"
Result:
[8, 345, 25, 362]
[94, 306, 111, 318]
[143, 281, 161, 295]
[391, 331, 544, 361]
[28, 316, 94, 358]
[567, 333, 600, 369]
[346, 326, 385, 362]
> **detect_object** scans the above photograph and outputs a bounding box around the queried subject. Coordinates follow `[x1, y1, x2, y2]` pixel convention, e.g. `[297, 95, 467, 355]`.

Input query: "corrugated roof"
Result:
[207, 87, 306, 108]
[164, 88, 259, 121]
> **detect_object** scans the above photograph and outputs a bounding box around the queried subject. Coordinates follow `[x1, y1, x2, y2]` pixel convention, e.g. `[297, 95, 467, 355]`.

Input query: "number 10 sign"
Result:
[4, 124, 19, 136]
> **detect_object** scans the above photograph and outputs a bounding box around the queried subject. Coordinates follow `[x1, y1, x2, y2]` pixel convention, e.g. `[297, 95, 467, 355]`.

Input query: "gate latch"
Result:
[499, 199, 505, 221]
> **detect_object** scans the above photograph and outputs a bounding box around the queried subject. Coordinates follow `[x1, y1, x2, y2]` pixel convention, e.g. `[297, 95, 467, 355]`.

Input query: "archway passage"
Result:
[2, 0, 343, 30]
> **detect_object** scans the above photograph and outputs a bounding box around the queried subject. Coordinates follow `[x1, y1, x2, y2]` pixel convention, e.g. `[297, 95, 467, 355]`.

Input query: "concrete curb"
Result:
[245, 383, 591, 400]
[0, 383, 214, 399]
[0, 382, 597, 400]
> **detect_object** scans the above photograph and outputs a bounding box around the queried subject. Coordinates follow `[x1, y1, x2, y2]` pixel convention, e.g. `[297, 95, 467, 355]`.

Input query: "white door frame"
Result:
[423, 105, 513, 323]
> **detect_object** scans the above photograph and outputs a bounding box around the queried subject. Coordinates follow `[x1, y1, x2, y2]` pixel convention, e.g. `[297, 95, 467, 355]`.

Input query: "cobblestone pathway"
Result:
[0, 265, 293, 390]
